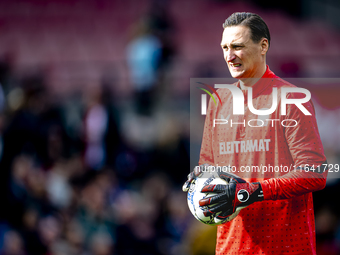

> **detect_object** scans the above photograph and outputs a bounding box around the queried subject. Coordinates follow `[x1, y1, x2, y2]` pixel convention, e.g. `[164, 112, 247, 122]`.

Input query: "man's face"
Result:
[221, 25, 265, 79]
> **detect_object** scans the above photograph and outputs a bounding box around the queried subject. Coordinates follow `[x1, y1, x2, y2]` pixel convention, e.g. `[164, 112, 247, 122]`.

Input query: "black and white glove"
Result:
[199, 171, 264, 220]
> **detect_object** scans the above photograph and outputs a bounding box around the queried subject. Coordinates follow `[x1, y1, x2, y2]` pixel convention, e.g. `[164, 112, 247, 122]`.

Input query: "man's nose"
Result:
[226, 50, 236, 62]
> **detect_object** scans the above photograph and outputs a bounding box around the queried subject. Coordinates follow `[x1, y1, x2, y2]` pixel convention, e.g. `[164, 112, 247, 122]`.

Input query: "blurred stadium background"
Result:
[0, 0, 338, 254]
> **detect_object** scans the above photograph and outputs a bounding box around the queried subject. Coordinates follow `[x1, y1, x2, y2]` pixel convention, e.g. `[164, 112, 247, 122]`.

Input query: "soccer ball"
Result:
[187, 175, 243, 225]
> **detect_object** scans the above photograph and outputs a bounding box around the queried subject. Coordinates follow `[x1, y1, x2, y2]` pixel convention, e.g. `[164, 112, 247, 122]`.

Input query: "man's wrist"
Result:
[252, 182, 264, 202]
[258, 180, 271, 200]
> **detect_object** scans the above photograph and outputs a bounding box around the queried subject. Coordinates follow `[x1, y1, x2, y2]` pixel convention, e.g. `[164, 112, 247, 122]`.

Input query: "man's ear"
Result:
[260, 38, 269, 55]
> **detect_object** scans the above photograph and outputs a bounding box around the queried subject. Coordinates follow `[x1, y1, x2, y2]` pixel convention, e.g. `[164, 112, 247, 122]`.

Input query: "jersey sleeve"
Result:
[261, 92, 328, 200]
[198, 96, 216, 166]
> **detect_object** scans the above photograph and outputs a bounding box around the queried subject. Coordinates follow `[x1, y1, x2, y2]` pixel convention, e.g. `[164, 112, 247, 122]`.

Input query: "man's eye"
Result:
[234, 46, 242, 50]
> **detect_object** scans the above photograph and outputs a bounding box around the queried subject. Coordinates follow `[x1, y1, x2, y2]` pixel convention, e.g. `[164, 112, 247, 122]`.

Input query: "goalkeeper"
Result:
[183, 12, 327, 255]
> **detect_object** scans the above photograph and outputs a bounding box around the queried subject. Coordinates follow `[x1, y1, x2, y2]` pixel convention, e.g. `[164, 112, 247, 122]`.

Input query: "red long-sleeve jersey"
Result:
[199, 66, 327, 254]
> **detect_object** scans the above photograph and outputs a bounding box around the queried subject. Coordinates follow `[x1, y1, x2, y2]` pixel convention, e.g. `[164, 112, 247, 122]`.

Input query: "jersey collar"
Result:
[237, 65, 278, 99]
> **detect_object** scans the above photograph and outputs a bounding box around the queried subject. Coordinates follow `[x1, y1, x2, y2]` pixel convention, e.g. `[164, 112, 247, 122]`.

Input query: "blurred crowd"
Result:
[0, 48, 198, 255]
[0, 4, 200, 254]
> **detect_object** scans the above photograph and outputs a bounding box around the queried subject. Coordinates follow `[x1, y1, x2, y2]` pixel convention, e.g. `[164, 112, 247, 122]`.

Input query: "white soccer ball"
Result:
[187, 175, 243, 225]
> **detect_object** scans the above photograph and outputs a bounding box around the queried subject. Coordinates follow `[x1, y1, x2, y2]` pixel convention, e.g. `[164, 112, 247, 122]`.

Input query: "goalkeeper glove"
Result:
[199, 171, 264, 220]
